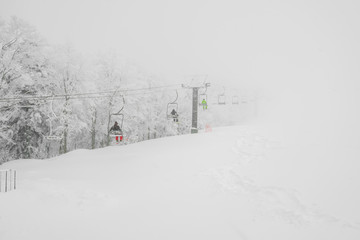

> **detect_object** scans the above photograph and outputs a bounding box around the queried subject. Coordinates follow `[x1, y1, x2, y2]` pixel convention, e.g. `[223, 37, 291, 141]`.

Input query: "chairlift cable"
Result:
[0, 84, 183, 103]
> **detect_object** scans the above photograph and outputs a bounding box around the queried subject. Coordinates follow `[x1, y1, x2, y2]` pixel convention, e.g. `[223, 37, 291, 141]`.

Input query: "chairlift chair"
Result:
[218, 86, 226, 105]
[199, 94, 207, 106]
[166, 90, 179, 122]
[167, 103, 179, 121]
[198, 83, 209, 109]
[108, 93, 125, 144]
[109, 113, 124, 143]
[46, 95, 62, 141]
[232, 96, 239, 105]
[218, 95, 226, 105]
[46, 120, 62, 141]
[241, 95, 248, 104]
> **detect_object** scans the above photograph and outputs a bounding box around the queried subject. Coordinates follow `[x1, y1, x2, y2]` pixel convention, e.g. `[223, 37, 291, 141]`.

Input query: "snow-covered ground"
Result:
[0, 125, 359, 240]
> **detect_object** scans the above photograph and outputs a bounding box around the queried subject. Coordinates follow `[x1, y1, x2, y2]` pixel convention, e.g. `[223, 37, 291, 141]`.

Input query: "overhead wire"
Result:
[0, 84, 182, 103]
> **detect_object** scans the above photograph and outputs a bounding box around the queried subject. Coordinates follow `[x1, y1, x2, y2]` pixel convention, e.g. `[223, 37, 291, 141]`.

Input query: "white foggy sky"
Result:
[1, 0, 360, 115]
[2, 0, 359, 86]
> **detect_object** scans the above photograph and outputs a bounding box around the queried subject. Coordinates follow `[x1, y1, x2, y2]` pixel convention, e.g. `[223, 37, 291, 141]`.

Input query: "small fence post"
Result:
[14, 170, 17, 190]
[5, 170, 8, 192]
[0, 169, 17, 192]
[10, 170, 12, 190]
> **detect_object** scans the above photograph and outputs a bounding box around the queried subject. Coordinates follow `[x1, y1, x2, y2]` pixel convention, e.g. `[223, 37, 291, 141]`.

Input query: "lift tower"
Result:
[182, 82, 210, 134]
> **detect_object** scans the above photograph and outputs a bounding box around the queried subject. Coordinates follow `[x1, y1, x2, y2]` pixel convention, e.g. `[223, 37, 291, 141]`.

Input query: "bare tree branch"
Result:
[1, 38, 18, 51]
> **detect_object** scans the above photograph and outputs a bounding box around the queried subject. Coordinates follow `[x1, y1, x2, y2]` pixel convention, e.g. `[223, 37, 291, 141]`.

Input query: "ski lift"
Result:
[109, 115, 124, 143]
[218, 87, 226, 105]
[199, 83, 210, 106]
[108, 94, 125, 144]
[46, 96, 62, 141]
[241, 94, 248, 104]
[199, 94, 207, 106]
[218, 95, 226, 105]
[232, 96, 239, 105]
[167, 90, 179, 122]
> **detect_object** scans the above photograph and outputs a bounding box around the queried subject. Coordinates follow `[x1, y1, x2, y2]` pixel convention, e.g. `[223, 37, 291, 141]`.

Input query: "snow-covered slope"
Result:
[0, 125, 359, 240]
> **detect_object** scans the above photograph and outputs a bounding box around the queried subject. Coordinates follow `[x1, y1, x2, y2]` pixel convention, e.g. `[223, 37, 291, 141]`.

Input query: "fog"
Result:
[2, 0, 360, 146]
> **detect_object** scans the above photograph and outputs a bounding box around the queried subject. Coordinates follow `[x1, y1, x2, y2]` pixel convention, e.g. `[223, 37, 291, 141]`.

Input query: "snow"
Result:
[0, 125, 359, 240]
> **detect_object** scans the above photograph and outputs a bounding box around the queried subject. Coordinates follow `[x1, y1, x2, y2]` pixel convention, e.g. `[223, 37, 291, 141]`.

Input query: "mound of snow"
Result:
[0, 126, 359, 240]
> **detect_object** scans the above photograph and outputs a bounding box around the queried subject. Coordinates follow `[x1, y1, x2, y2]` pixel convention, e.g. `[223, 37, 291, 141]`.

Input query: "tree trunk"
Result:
[91, 109, 97, 149]
[62, 73, 70, 154]
[63, 125, 68, 153]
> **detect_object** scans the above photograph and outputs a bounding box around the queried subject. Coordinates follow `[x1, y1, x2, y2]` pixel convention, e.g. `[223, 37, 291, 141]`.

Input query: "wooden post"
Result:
[5, 170, 7, 192]
[14, 170, 16, 190]
[10, 170, 12, 190]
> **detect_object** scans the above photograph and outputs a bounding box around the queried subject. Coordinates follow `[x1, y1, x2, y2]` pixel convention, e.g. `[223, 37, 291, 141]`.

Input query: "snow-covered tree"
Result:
[48, 45, 89, 154]
[0, 17, 51, 160]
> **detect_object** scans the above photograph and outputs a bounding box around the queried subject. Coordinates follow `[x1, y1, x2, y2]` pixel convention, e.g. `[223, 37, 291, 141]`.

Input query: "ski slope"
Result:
[0, 125, 359, 240]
